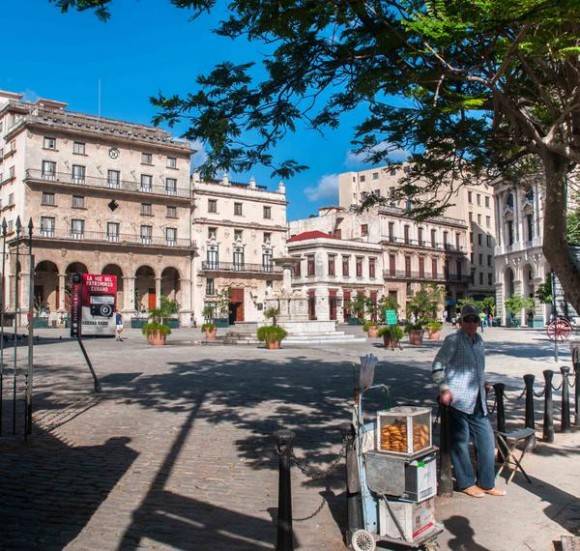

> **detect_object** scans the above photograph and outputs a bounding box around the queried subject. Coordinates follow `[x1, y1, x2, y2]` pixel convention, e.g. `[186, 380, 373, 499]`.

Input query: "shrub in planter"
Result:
[378, 325, 404, 350]
[426, 320, 443, 341]
[142, 321, 171, 346]
[405, 321, 425, 345]
[257, 325, 288, 349]
[362, 320, 379, 337]
[201, 322, 217, 341]
[142, 297, 177, 345]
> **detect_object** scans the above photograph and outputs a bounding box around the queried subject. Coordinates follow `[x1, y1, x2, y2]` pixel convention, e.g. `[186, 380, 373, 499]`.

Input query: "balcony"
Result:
[25, 168, 192, 200]
[200, 261, 283, 277]
[32, 229, 195, 250]
[383, 269, 470, 284]
[381, 235, 466, 253]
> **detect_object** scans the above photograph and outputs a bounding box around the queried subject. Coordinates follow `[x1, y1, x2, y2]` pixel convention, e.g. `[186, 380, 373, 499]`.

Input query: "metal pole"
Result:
[560, 366, 571, 433]
[343, 424, 364, 539]
[551, 272, 558, 363]
[0, 218, 6, 436]
[77, 337, 101, 393]
[542, 370, 555, 443]
[274, 429, 295, 551]
[493, 383, 507, 460]
[25, 219, 34, 437]
[574, 364, 580, 428]
[438, 404, 453, 496]
[523, 374, 536, 450]
[12, 217, 21, 435]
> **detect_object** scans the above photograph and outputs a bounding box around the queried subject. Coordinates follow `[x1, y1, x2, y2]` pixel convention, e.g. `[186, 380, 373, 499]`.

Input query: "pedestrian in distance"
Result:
[115, 309, 124, 342]
[432, 304, 506, 498]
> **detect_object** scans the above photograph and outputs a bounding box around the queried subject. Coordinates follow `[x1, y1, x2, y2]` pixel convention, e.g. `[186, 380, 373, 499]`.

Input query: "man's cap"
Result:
[461, 304, 479, 320]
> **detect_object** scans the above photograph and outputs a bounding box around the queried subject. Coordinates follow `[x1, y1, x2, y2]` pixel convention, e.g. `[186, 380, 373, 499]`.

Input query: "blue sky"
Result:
[1, 0, 404, 220]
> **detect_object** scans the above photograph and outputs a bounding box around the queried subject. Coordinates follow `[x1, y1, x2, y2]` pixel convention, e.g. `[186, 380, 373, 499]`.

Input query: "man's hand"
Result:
[485, 382, 493, 394]
[439, 390, 453, 406]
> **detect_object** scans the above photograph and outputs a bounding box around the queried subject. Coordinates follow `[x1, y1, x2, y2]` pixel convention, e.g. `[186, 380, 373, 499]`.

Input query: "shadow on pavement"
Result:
[0, 431, 137, 550]
[443, 515, 493, 551]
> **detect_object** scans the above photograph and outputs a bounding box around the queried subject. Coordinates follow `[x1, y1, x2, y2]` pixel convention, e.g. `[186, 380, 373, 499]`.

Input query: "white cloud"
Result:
[189, 139, 209, 170]
[22, 89, 40, 103]
[345, 142, 408, 167]
[304, 173, 340, 202]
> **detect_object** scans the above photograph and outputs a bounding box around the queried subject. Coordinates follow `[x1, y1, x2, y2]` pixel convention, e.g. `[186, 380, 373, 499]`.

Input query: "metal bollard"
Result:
[343, 424, 364, 538]
[542, 370, 555, 443]
[575, 364, 580, 428]
[493, 383, 506, 433]
[438, 404, 453, 497]
[523, 374, 535, 430]
[274, 429, 295, 551]
[560, 366, 571, 433]
[493, 383, 507, 460]
[523, 374, 536, 450]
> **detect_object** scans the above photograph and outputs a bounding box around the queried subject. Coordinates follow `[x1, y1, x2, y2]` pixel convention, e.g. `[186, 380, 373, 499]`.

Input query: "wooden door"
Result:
[329, 289, 337, 321]
[343, 290, 351, 321]
[230, 288, 245, 322]
[148, 288, 156, 310]
[308, 289, 316, 320]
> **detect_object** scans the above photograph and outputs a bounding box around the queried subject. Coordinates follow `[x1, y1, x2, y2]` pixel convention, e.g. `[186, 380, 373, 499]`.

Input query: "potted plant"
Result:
[201, 321, 217, 341]
[257, 325, 288, 349]
[426, 320, 443, 341]
[264, 306, 280, 325]
[363, 319, 379, 338]
[405, 320, 426, 345]
[378, 325, 404, 350]
[505, 295, 535, 327]
[142, 297, 177, 345]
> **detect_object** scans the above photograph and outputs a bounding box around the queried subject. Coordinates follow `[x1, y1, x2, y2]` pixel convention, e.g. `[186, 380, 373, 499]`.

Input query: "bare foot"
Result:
[461, 485, 485, 498]
[478, 487, 506, 496]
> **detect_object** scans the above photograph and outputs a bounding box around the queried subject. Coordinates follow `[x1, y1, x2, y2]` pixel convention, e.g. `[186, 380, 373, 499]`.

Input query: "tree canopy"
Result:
[51, 0, 580, 311]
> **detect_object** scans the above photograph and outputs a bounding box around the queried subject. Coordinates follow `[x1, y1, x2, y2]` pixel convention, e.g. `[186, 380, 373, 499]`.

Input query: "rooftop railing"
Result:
[200, 261, 283, 275]
[383, 269, 471, 283]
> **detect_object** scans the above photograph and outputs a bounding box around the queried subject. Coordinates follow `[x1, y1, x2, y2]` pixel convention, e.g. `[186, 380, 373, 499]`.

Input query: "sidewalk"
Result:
[0, 327, 577, 550]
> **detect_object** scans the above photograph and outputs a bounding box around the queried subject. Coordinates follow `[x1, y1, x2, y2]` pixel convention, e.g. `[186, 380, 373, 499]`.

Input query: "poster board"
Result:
[385, 309, 398, 326]
[80, 273, 117, 336]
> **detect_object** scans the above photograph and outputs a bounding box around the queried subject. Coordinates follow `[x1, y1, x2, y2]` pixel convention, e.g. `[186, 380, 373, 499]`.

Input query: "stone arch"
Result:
[64, 262, 89, 312]
[34, 260, 59, 313]
[135, 265, 155, 313]
[102, 264, 124, 311]
[522, 264, 535, 298]
[161, 266, 180, 306]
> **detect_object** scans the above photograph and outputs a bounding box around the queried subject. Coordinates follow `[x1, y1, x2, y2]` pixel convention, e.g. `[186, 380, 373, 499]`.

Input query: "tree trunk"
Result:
[542, 153, 580, 314]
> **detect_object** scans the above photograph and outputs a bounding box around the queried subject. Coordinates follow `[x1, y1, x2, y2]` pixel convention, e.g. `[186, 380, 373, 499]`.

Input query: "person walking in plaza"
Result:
[432, 305, 506, 498]
[114, 309, 124, 342]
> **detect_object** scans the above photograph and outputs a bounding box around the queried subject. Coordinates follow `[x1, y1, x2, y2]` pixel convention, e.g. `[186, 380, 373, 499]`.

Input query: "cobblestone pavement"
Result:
[0, 326, 578, 550]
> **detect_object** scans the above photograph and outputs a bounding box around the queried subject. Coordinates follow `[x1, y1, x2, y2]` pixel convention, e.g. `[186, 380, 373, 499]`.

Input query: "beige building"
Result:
[0, 90, 195, 325]
[338, 165, 496, 301]
[289, 206, 469, 320]
[192, 174, 287, 325]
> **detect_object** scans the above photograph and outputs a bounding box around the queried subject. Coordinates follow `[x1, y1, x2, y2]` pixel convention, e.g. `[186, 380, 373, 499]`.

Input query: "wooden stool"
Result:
[495, 428, 535, 484]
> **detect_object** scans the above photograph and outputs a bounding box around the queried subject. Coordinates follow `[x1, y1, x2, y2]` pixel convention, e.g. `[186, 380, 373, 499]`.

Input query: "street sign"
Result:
[385, 309, 398, 326]
[547, 318, 572, 342]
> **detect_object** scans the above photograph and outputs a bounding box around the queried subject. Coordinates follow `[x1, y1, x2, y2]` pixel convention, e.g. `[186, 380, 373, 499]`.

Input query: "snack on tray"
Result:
[380, 420, 407, 452]
[413, 423, 430, 452]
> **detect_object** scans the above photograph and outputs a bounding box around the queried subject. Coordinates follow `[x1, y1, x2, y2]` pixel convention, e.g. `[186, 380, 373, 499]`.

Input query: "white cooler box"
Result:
[379, 497, 435, 542]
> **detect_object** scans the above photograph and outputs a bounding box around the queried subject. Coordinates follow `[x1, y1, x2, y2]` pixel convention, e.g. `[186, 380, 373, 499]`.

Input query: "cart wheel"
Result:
[350, 529, 376, 551]
[423, 541, 440, 551]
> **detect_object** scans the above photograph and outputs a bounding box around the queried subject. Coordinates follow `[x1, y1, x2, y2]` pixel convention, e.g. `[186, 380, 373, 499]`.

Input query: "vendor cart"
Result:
[346, 359, 443, 551]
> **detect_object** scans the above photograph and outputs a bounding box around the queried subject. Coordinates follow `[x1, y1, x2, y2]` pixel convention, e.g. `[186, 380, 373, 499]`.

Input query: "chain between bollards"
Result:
[274, 429, 295, 551]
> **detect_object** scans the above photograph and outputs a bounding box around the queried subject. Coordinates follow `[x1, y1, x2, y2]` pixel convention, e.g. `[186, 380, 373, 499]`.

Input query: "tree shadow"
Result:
[0, 430, 137, 550]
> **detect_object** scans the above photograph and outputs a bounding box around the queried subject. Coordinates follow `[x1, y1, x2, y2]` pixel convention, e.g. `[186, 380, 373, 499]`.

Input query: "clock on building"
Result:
[109, 147, 120, 159]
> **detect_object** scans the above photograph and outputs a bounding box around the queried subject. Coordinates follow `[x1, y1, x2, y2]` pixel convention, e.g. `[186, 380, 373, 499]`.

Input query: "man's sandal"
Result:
[461, 485, 485, 498]
[478, 487, 506, 496]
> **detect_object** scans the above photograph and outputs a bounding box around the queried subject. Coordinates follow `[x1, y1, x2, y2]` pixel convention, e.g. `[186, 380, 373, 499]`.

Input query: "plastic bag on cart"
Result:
[359, 354, 378, 391]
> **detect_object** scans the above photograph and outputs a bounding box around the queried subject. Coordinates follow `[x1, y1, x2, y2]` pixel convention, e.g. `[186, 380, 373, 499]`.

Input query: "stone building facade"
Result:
[0, 90, 194, 325]
[191, 174, 287, 325]
[338, 165, 496, 301]
[289, 206, 470, 320]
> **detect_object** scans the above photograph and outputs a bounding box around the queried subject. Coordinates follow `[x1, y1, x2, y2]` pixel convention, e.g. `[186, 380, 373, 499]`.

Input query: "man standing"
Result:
[432, 305, 505, 497]
[114, 309, 124, 342]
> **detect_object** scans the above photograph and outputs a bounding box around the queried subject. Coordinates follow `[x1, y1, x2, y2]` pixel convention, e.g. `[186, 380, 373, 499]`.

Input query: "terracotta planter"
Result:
[147, 332, 167, 346]
[204, 328, 217, 341]
[408, 329, 424, 346]
[383, 336, 400, 350]
[266, 340, 281, 350]
[427, 330, 441, 341]
[367, 326, 379, 338]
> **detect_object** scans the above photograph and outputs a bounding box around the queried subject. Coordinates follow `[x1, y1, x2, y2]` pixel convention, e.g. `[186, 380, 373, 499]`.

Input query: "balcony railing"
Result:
[25, 169, 192, 199]
[383, 269, 470, 283]
[33, 229, 194, 249]
[201, 261, 283, 275]
[381, 235, 466, 253]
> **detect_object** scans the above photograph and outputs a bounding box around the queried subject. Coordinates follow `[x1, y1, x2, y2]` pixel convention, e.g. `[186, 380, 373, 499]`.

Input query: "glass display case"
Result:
[377, 406, 432, 456]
